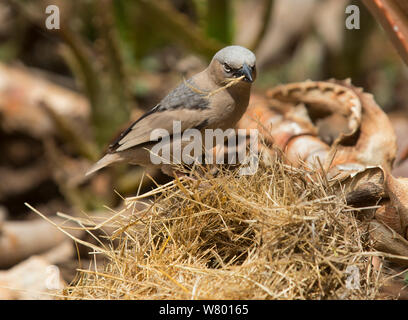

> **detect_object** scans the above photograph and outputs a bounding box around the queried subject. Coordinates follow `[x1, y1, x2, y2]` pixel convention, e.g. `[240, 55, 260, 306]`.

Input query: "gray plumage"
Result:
[213, 45, 256, 69]
[86, 45, 257, 176]
[108, 79, 209, 153]
[159, 79, 210, 111]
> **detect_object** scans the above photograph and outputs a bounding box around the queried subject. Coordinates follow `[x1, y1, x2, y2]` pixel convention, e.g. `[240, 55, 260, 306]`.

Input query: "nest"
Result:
[63, 156, 384, 299]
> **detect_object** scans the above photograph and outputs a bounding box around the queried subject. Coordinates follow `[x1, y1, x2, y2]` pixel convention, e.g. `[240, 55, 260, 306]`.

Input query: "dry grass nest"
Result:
[62, 156, 385, 299]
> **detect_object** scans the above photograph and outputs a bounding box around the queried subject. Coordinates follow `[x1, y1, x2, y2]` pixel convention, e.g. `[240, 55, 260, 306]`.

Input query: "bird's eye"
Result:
[223, 63, 232, 73]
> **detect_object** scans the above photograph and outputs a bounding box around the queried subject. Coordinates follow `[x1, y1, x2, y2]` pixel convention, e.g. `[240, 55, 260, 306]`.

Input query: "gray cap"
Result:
[213, 45, 256, 69]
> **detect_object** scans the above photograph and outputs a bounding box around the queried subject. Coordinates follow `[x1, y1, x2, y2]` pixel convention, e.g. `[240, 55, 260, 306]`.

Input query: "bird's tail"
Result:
[86, 153, 122, 176]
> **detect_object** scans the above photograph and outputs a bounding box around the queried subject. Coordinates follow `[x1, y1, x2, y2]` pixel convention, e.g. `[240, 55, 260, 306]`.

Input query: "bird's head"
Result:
[209, 45, 257, 87]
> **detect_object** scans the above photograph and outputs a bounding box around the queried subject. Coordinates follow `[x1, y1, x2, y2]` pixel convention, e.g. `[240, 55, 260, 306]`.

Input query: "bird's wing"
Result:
[109, 80, 210, 153]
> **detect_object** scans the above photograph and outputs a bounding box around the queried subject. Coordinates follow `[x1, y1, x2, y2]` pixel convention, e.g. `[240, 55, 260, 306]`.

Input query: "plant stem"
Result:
[138, 0, 224, 59]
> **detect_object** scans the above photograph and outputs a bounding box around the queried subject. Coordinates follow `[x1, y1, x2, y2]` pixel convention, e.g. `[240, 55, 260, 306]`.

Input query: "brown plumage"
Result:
[86, 45, 257, 176]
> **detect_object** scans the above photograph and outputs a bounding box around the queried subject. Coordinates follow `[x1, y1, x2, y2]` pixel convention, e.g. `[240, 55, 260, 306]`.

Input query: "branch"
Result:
[362, 0, 408, 65]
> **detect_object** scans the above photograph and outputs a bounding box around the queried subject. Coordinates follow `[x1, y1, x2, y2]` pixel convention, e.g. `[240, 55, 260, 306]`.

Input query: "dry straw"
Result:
[184, 75, 246, 98]
[60, 153, 386, 299]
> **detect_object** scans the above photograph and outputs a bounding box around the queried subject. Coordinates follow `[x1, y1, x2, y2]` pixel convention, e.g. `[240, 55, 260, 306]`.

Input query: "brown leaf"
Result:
[389, 112, 408, 176]
[385, 173, 408, 237]
[237, 90, 328, 168]
[254, 80, 397, 174]
[325, 80, 397, 175]
[369, 220, 408, 266]
[343, 166, 386, 207]
[375, 202, 405, 236]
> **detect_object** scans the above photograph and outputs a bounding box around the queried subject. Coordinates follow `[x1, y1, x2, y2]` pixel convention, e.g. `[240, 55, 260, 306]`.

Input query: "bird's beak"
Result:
[239, 63, 253, 83]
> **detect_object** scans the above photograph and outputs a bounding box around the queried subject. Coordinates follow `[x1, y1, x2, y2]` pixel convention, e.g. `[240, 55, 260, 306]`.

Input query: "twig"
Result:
[362, 0, 408, 65]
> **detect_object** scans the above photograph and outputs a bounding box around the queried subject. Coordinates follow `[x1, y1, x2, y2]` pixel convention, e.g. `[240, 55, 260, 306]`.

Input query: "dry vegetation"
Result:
[2, 0, 408, 300]
[62, 155, 385, 300]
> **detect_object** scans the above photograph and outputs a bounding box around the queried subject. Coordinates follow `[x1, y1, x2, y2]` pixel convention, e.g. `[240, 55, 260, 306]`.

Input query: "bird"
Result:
[86, 45, 257, 177]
